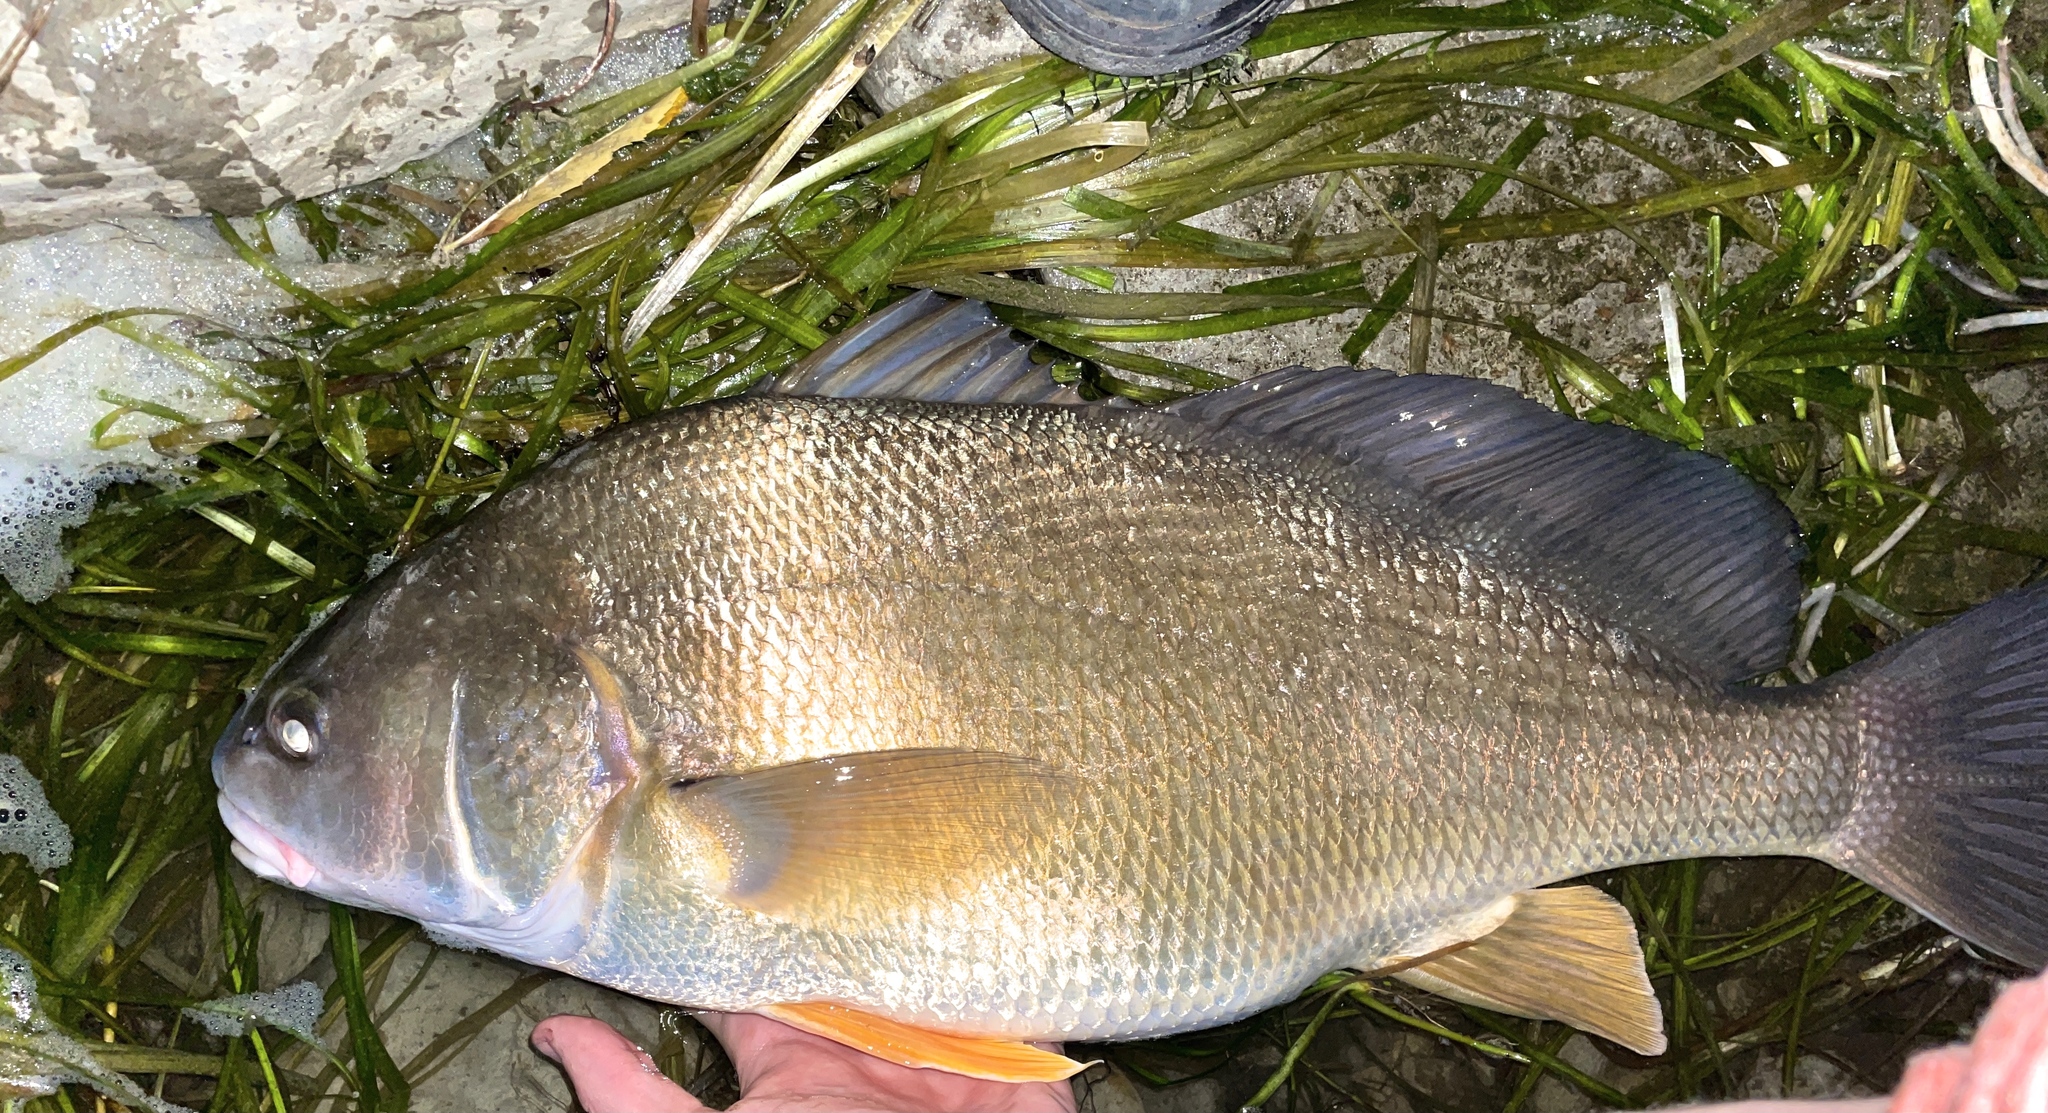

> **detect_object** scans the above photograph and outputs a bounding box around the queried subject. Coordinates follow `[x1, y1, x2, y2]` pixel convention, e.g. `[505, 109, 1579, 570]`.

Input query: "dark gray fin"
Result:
[757, 291, 1083, 405]
[1832, 581, 2048, 968]
[998, 0, 1288, 76]
[1150, 366, 1803, 681]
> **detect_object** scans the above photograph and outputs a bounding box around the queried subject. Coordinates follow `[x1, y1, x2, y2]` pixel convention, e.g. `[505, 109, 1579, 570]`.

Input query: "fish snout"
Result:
[212, 692, 335, 894]
[217, 794, 322, 889]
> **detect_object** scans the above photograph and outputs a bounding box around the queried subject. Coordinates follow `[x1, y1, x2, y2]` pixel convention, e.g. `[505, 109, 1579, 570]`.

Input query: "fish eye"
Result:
[265, 688, 327, 762]
[277, 719, 313, 756]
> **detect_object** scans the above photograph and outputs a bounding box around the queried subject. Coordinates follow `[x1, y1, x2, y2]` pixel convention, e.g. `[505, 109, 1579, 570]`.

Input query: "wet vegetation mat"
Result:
[1, 0, 2045, 1107]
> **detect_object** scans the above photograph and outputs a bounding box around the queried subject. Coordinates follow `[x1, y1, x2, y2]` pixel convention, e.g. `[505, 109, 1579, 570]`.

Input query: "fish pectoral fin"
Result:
[658, 748, 1065, 921]
[756, 1002, 1090, 1082]
[1391, 886, 1668, 1056]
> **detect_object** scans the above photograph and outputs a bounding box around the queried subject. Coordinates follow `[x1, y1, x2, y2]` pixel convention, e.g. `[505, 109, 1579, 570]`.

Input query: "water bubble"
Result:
[0, 461, 148, 603]
[181, 980, 324, 1044]
[0, 756, 72, 871]
[0, 949, 38, 1028]
[0, 948, 194, 1112]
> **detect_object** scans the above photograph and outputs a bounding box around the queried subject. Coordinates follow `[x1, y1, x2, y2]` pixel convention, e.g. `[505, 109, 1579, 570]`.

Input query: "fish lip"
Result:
[217, 795, 321, 889]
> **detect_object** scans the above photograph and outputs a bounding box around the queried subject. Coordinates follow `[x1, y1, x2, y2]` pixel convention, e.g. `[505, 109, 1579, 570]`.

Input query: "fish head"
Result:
[213, 565, 621, 965]
[213, 605, 443, 914]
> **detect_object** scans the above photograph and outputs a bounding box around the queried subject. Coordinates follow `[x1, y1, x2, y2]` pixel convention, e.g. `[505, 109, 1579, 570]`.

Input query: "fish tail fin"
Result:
[1830, 580, 2048, 968]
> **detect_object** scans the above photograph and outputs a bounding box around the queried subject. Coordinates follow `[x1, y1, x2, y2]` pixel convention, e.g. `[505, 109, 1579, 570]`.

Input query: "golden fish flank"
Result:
[213, 294, 2048, 1082]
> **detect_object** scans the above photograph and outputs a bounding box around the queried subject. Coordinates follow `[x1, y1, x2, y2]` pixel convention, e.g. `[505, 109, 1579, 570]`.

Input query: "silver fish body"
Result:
[214, 296, 2048, 1048]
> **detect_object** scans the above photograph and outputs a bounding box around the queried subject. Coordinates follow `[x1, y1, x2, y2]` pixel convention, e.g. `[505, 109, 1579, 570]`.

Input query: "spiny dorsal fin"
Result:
[1392, 886, 1667, 1056]
[655, 748, 1065, 924]
[1151, 366, 1802, 681]
[757, 291, 1082, 404]
[756, 1002, 1090, 1082]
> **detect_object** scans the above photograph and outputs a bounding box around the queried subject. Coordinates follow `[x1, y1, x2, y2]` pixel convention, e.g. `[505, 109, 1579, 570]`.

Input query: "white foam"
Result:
[0, 217, 376, 601]
[0, 948, 37, 1027]
[0, 947, 195, 1112]
[421, 924, 482, 952]
[181, 980, 324, 1043]
[0, 461, 147, 603]
[0, 754, 71, 871]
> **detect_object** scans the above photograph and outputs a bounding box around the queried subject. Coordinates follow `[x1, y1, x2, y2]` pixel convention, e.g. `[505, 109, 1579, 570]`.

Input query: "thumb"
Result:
[532, 1015, 708, 1113]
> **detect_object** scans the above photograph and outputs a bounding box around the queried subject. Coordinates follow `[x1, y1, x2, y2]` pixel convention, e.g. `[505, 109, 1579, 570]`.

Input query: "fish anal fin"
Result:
[757, 1002, 1090, 1082]
[657, 748, 1064, 923]
[1392, 886, 1668, 1056]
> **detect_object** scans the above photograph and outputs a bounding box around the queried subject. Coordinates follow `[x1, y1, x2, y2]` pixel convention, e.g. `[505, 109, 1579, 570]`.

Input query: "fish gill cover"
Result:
[0, 0, 2046, 1108]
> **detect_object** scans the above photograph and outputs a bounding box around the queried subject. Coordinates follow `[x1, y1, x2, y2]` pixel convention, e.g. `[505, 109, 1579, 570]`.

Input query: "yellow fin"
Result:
[1392, 886, 1668, 1056]
[660, 749, 1064, 921]
[757, 1002, 1089, 1082]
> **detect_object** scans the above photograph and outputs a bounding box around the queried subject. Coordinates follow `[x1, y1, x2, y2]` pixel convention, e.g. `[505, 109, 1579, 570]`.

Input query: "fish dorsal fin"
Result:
[1153, 367, 1802, 681]
[1391, 886, 1667, 1055]
[757, 291, 1083, 404]
[655, 748, 1064, 924]
[756, 1002, 1090, 1082]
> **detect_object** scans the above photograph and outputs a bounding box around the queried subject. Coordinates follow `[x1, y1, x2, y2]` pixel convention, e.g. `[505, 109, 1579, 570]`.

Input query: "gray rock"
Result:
[364, 944, 673, 1113]
[249, 885, 331, 991]
[861, 0, 1042, 113]
[1072, 1061, 1148, 1113]
[0, 0, 681, 239]
[1735, 1050, 1882, 1102]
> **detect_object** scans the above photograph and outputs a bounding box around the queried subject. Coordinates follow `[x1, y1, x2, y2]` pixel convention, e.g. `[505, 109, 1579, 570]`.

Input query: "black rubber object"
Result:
[998, 0, 1290, 75]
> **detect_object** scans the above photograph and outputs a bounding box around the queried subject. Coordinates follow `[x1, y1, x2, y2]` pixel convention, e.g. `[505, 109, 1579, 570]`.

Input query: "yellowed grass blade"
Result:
[450, 86, 692, 250]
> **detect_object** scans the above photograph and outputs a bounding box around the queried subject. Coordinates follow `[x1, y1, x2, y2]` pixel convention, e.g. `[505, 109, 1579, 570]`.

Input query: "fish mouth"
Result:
[217, 795, 322, 889]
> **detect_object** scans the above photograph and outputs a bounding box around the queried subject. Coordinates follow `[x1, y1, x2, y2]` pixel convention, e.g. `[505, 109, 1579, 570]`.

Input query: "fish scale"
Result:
[445, 397, 1852, 1038]
[215, 297, 2048, 1074]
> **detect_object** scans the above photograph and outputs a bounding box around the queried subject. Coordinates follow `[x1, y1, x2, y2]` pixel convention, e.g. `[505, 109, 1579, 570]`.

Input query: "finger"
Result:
[693, 1011, 866, 1096]
[1954, 975, 2048, 1113]
[1892, 1045, 1971, 1113]
[1691, 1102, 1884, 1112]
[532, 1015, 707, 1113]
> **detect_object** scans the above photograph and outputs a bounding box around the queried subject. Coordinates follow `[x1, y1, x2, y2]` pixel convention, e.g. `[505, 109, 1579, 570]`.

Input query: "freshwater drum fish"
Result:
[214, 292, 2048, 1080]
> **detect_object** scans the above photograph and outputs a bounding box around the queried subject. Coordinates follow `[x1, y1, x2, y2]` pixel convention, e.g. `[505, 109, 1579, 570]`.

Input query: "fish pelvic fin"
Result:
[1388, 886, 1667, 1056]
[756, 1002, 1091, 1082]
[654, 748, 1067, 924]
[1829, 580, 2048, 969]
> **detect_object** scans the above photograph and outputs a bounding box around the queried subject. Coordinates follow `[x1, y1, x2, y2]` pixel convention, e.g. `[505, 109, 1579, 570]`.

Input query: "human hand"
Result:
[531, 1010, 1078, 1113]
[536, 968, 2048, 1113]
[1690, 968, 2048, 1113]
[1883, 972, 2048, 1113]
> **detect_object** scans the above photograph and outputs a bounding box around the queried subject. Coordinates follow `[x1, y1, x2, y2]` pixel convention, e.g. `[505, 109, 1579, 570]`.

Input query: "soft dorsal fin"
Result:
[1390, 886, 1668, 1056]
[757, 291, 1082, 404]
[654, 748, 1066, 924]
[1151, 366, 1802, 681]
